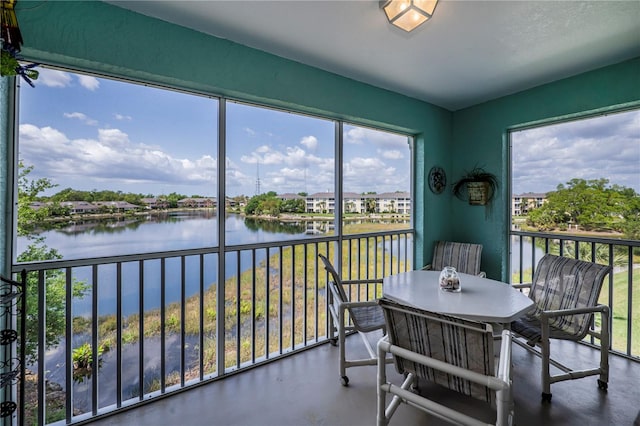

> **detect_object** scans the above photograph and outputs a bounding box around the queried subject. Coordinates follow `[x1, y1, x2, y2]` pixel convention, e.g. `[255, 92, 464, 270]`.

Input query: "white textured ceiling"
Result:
[108, 1, 640, 111]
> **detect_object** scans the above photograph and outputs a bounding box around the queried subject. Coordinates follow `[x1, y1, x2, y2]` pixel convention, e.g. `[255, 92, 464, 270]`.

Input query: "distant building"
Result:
[29, 201, 47, 211]
[302, 191, 411, 214]
[93, 201, 140, 212]
[377, 191, 411, 214]
[141, 197, 170, 209]
[60, 201, 100, 214]
[177, 197, 216, 208]
[306, 192, 336, 213]
[278, 193, 304, 201]
[227, 196, 248, 209]
[512, 192, 547, 216]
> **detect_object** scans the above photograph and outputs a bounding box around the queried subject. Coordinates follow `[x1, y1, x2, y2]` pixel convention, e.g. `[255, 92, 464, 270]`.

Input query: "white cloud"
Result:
[344, 126, 407, 150]
[19, 124, 69, 154]
[300, 135, 318, 150]
[114, 113, 132, 121]
[19, 123, 218, 187]
[341, 156, 405, 194]
[77, 75, 100, 91]
[64, 112, 98, 126]
[283, 146, 308, 167]
[36, 69, 72, 88]
[244, 127, 256, 136]
[512, 109, 640, 194]
[98, 128, 130, 147]
[261, 150, 286, 165]
[267, 166, 333, 194]
[348, 157, 386, 171]
[236, 142, 337, 194]
[345, 127, 365, 145]
[240, 145, 310, 168]
[225, 157, 254, 192]
[380, 149, 404, 160]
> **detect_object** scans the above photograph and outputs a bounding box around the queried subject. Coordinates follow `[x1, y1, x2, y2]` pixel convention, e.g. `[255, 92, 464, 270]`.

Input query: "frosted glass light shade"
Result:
[381, 0, 438, 32]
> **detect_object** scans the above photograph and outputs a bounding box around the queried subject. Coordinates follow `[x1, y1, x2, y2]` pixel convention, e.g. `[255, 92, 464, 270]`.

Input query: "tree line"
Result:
[244, 191, 306, 216]
[525, 178, 640, 239]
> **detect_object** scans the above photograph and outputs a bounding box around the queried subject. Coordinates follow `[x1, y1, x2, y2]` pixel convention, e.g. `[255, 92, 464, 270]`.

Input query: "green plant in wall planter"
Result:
[452, 166, 499, 206]
[1, 43, 39, 87]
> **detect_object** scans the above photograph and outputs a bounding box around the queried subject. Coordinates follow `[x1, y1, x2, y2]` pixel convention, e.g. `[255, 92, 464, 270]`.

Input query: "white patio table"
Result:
[382, 270, 534, 324]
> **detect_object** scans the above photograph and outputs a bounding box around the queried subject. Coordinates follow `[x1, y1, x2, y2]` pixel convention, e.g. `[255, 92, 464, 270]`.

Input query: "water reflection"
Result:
[20, 211, 413, 260]
[510, 235, 545, 275]
[243, 217, 306, 234]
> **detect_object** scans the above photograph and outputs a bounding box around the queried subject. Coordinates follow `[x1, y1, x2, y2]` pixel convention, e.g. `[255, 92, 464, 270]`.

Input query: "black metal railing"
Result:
[11, 230, 413, 425]
[510, 230, 639, 360]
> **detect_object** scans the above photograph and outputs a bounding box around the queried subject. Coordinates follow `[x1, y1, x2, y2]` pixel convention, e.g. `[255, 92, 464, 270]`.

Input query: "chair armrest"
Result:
[378, 338, 510, 392]
[327, 280, 379, 308]
[342, 279, 383, 285]
[511, 283, 531, 290]
[340, 299, 380, 310]
[539, 304, 609, 319]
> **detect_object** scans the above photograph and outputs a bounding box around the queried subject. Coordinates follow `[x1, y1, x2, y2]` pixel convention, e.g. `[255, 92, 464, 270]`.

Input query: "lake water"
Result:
[18, 212, 540, 317]
[19, 211, 411, 316]
[21, 211, 312, 259]
[510, 235, 546, 276]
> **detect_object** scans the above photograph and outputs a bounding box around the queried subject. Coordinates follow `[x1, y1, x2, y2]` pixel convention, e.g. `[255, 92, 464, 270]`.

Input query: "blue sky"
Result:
[18, 68, 638, 199]
[511, 109, 640, 194]
[18, 68, 411, 198]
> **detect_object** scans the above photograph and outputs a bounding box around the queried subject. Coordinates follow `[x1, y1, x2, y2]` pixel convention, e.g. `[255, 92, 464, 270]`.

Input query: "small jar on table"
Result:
[439, 266, 461, 292]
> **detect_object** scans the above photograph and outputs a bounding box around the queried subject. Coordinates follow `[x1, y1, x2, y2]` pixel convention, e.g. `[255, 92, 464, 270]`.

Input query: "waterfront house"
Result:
[93, 201, 140, 213]
[177, 197, 216, 209]
[59, 201, 100, 215]
[0, 2, 638, 425]
[140, 197, 169, 209]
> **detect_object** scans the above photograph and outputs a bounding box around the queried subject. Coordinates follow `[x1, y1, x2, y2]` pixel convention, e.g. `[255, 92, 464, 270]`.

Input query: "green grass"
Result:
[70, 224, 411, 372]
[513, 267, 640, 357]
[603, 268, 640, 356]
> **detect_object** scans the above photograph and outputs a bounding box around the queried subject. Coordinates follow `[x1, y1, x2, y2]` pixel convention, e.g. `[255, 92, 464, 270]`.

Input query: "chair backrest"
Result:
[431, 241, 483, 275]
[528, 254, 612, 339]
[318, 253, 348, 302]
[378, 297, 496, 405]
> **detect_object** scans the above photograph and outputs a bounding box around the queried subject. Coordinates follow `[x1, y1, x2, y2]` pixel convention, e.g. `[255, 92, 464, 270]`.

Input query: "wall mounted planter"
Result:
[452, 167, 499, 206]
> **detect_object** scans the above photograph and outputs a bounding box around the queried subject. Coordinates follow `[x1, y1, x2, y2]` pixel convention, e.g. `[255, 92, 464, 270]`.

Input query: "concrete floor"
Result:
[86, 335, 640, 426]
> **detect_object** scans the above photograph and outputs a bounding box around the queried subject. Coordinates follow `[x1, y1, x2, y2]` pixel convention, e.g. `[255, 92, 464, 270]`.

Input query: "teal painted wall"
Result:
[7, 1, 453, 268]
[451, 58, 640, 280]
[0, 78, 15, 278]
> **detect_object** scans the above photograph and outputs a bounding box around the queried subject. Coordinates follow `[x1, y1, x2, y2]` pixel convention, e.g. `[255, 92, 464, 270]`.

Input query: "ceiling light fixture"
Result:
[380, 0, 438, 32]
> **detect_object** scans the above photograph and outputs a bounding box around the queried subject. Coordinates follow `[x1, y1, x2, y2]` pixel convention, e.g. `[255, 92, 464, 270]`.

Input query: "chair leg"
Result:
[598, 306, 610, 391]
[540, 318, 552, 402]
[496, 388, 513, 426]
[377, 344, 388, 426]
[328, 315, 338, 346]
[338, 308, 348, 386]
[328, 295, 337, 345]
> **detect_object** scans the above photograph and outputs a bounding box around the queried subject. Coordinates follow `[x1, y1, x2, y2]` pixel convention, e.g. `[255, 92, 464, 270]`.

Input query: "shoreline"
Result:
[33, 208, 411, 226]
[29, 208, 626, 240]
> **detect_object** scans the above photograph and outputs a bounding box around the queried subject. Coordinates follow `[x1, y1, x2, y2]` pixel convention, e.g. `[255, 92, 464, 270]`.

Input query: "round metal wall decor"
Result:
[428, 166, 446, 194]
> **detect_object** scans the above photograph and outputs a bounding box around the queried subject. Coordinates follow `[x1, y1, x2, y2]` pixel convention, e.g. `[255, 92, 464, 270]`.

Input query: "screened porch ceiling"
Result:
[107, 1, 640, 111]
